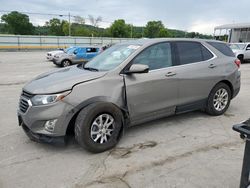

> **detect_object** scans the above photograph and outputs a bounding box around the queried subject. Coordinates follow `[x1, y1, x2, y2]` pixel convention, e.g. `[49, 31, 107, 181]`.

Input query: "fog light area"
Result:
[44, 119, 58, 132]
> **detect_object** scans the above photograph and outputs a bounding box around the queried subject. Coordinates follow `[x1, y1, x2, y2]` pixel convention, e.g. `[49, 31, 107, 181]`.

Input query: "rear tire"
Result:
[74, 102, 123, 153]
[206, 83, 231, 116]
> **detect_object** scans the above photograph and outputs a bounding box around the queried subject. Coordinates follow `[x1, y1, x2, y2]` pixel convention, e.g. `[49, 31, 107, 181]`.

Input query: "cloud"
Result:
[1, 0, 250, 34]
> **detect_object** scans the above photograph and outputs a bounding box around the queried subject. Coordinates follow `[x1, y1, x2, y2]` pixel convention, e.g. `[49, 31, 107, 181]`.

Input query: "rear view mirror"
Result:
[124, 64, 149, 74]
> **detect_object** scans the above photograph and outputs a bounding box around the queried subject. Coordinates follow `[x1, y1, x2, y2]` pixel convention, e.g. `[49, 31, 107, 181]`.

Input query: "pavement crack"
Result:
[109, 140, 157, 159]
[0, 156, 41, 168]
[78, 140, 242, 188]
[0, 81, 26, 86]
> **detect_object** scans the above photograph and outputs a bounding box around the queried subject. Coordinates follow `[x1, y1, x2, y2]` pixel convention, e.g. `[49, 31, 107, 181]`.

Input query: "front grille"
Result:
[19, 90, 33, 113]
[19, 98, 29, 113]
[22, 90, 34, 98]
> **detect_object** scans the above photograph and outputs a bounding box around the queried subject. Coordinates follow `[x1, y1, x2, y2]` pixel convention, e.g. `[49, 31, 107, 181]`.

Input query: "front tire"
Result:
[206, 83, 231, 116]
[74, 102, 123, 153]
[61, 59, 71, 67]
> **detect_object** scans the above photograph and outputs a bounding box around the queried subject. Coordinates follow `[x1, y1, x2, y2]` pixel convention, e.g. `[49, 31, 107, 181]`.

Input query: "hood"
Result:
[232, 49, 244, 54]
[48, 50, 64, 55]
[23, 65, 107, 94]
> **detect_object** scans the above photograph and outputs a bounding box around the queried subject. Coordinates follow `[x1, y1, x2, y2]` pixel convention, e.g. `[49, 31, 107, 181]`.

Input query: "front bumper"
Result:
[52, 58, 61, 65]
[18, 96, 75, 139]
[21, 120, 66, 145]
[46, 56, 53, 61]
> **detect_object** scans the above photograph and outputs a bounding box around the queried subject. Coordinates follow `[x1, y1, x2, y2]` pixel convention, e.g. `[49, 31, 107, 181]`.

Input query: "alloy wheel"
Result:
[90, 114, 115, 144]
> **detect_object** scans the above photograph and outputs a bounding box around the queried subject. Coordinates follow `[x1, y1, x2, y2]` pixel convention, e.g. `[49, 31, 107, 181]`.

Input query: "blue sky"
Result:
[0, 0, 250, 34]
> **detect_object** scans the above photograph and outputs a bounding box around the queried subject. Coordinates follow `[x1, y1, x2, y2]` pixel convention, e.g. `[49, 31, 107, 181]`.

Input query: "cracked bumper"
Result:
[21, 121, 66, 145]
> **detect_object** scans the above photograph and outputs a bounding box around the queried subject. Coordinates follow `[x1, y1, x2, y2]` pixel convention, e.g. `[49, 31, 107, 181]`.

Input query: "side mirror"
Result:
[73, 50, 77, 54]
[246, 47, 250, 50]
[124, 64, 149, 74]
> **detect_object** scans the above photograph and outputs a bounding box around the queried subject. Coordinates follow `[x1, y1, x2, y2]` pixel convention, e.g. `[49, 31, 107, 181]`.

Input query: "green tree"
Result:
[1, 11, 34, 35]
[109, 19, 130, 38]
[62, 21, 69, 36]
[159, 28, 171, 37]
[46, 18, 65, 36]
[144, 21, 167, 38]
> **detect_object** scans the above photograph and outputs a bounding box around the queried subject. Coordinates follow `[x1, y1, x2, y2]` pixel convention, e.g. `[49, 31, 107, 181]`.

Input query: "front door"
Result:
[124, 42, 179, 125]
[244, 44, 250, 59]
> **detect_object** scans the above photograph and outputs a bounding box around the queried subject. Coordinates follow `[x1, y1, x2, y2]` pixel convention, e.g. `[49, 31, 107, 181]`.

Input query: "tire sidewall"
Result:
[61, 60, 71, 67]
[75, 103, 123, 153]
[207, 83, 231, 115]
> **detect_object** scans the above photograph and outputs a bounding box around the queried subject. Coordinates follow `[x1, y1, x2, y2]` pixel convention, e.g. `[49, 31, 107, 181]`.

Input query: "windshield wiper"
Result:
[83, 66, 99, 72]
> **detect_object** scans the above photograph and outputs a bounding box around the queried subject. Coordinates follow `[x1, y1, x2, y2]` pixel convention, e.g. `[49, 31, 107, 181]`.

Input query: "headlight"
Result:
[54, 55, 59, 58]
[31, 91, 70, 106]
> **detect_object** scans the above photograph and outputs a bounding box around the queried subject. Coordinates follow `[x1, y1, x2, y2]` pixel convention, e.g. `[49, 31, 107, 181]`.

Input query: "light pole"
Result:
[130, 24, 133, 38]
[68, 12, 71, 36]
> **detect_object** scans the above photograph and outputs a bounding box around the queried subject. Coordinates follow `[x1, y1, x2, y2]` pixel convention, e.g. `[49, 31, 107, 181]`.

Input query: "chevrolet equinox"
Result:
[18, 39, 241, 153]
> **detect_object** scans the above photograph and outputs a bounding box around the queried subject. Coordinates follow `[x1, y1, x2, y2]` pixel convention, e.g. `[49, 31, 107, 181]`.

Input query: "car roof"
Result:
[119, 38, 226, 46]
[69, 46, 100, 49]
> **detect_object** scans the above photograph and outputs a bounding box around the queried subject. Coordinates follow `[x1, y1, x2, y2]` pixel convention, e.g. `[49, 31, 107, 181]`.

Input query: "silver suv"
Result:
[18, 39, 241, 152]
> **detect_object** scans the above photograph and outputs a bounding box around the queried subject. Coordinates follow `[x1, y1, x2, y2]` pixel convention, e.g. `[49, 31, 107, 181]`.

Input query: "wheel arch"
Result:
[237, 54, 244, 59]
[66, 97, 128, 139]
[215, 80, 234, 99]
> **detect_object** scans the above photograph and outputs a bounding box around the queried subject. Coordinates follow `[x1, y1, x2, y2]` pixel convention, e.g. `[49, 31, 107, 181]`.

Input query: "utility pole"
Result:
[130, 24, 133, 38]
[68, 12, 71, 36]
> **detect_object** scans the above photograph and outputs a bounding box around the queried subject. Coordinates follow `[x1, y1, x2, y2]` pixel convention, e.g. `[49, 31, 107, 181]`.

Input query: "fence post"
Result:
[17, 36, 20, 51]
[39, 36, 42, 49]
[57, 37, 59, 48]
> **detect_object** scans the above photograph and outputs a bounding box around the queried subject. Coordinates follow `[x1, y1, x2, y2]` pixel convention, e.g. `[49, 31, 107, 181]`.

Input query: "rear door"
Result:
[124, 42, 179, 125]
[173, 41, 218, 108]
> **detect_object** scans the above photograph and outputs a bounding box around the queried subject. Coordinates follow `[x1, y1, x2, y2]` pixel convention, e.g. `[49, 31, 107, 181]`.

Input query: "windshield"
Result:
[84, 44, 141, 71]
[229, 43, 246, 50]
[66, 47, 77, 54]
[65, 47, 75, 53]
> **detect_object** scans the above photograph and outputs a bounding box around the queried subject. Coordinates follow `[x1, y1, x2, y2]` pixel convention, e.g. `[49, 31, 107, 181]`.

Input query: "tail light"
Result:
[234, 59, 241, 68]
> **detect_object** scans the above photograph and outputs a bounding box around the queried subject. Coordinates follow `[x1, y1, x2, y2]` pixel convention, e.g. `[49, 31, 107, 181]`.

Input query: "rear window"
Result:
[176, 42, 203, 65]
[207, 42, 235, 57]
[86, 48, 98, 53]
[201, 45, 214, 60]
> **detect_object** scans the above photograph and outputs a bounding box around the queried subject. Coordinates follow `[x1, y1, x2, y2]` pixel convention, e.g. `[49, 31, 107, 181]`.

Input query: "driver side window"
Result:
[132, 42, 172, 70]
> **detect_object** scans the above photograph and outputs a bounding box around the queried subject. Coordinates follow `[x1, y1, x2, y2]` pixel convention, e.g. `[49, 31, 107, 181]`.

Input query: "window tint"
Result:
[132, 43, 172, 70]
[176, 42, 203, 65]
[201, 45, 214, 60]
[86, 48, 98, 53]
[207, 42, 235, 57]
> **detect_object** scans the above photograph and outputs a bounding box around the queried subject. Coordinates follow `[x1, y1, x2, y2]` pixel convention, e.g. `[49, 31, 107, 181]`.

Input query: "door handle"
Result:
[165, 72, 176, 77]
[208, 64, 217, 68]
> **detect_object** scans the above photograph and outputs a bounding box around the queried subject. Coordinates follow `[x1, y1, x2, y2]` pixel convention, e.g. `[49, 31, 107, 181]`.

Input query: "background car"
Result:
[46, 47, 74, 61]
[52, 46, 100, 67]
[46, 48, 65, 61]
[229, 43, 250, 63]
